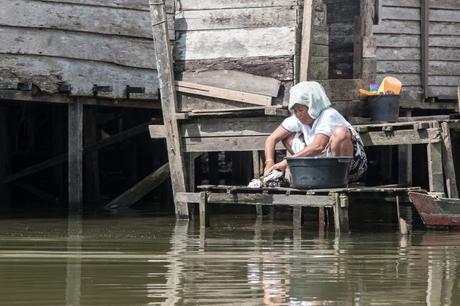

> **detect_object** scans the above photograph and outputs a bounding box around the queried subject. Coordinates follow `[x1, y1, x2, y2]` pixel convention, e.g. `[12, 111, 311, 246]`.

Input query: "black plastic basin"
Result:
[286, 156, 352, 189]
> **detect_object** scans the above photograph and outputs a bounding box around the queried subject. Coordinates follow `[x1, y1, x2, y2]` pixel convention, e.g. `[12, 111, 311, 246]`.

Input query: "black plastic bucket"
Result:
[286, 156, 352, 189]
[368, 94, 400, 122]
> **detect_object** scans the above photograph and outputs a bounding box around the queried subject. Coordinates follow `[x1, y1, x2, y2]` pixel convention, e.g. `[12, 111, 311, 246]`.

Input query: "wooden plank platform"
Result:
[178, 185, 422, 235]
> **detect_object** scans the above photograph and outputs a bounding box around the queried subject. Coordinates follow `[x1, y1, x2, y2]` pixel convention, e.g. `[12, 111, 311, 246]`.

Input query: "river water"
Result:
[0, 212, 459, 306]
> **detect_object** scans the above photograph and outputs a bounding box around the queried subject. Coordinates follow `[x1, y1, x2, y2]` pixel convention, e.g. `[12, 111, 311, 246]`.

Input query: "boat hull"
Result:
[409, 192, 460, 226]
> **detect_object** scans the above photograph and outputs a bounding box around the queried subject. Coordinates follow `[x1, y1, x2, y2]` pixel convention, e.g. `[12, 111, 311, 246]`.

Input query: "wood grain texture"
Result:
[174, 7, 297, 31]
[374, 20, 420, 34]
[376, 34, 421, 48]
[175, 27, 296, 60]
[177, 0, 297, 10]
[1, 0, 153, 38]
[0, 27, 156, 69]
[180, 70, 281, 97]
[175, 56, 295, 81]
[0, 55, 159, 99]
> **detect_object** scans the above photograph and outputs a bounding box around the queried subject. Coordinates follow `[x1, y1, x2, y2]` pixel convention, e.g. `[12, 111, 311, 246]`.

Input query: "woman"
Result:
[263, 81, 367, 182]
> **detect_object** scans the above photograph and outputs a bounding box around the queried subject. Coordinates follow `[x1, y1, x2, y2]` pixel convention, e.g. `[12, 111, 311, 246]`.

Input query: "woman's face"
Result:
[292, 104, 313, 125]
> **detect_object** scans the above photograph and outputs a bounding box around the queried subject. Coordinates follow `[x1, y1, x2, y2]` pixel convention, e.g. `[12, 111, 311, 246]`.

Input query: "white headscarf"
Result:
[288, 81, 331, 119]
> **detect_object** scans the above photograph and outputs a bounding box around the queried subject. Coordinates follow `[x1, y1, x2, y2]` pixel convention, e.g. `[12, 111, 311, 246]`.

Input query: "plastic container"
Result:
[286, 156, 352, 189]
[368, 94, 400, 122]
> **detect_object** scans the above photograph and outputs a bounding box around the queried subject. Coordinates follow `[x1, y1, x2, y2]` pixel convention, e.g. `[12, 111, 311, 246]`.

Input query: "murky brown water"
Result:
[0, 212, 459, 305]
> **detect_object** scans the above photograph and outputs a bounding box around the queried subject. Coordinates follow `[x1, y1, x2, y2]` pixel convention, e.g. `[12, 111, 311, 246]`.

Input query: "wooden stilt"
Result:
[293, 206, 302, 230]
[68, 98, 84, 211]
[253, 151, 263, 216]
[0, 106, 10, 204]
[187, 153, 200, 218]
[318, 207, 326, 234]
[199, 191, 209, 228]
[333, 193, 350, 234]
[441, 122, 458, 198]
[84, 106, 100, 203]
[427, 141, 445, 194]
[398, 111, 412, 186]
[149, 0, 188, 218]
[104, 163, 170, 210]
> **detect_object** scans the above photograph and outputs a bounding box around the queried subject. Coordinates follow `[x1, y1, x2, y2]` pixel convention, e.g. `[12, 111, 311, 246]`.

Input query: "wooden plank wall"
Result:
[0, 0, 174, 100]
[374, 0, 460, 106]
[174, 0, 300, 106]
[426, 0, 460, 99]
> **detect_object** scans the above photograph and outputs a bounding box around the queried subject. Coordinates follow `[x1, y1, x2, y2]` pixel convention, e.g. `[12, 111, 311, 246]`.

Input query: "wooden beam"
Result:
[360, 128, 441, 146]
[104, 163, 170, 210]
[0, 90, 161, 109]
[180, 70, 281, 98]
[175, 81, 272, 107]
[206, 193, 333, 207]
[149, 0, 188, 218]
[421, 0, 429, 99]
[68, 98, 83, 210]
[441, 122, 458, 198]
[299, 0, 313, 81]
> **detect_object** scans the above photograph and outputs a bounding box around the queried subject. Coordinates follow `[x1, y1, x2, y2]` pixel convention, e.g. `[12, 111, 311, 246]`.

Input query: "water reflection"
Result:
[65, 214, 82, 306]
[0, 214, 460, 305]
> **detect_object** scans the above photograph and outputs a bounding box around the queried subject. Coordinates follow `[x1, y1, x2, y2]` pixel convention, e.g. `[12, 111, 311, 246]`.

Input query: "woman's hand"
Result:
[264, 159, 288, 176]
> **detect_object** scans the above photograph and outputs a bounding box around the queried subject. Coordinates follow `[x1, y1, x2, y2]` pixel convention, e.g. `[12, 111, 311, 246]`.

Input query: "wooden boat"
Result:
[409, 191, 460, 227]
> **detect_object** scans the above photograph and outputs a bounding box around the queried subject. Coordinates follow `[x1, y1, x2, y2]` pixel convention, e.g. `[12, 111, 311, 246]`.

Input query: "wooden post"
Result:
[84, 106, 100, 203]
[68, 98, 84, 211]
[398, 112, 413, 186]
[253, 151, 263, 216]
[0, 106, 10, 204]
[427, 141, 444, 194]
[299, 0, 313, 82]
[333, 193, 350, 235]
[441, 122, 458, 198]
[318, 207, 326, 234]
[199, 192, 209, 228]
[293, 206, 302, 230]
[149, 0, 188, 218]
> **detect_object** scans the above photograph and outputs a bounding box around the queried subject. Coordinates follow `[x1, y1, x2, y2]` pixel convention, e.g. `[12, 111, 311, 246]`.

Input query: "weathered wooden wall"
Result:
[374, 0, 460, 106]
[174, 0, 300, 106]
[0, 0, 175, 100]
